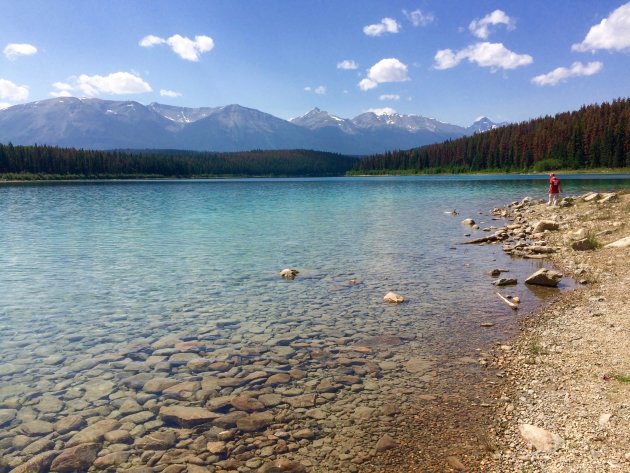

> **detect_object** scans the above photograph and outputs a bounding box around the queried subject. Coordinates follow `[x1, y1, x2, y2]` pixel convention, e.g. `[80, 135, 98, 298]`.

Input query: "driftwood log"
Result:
[496, 292, 518, 310]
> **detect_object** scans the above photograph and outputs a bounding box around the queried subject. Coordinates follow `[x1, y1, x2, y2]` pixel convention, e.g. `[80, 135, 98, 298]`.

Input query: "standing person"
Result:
[547, 172, 562, 206]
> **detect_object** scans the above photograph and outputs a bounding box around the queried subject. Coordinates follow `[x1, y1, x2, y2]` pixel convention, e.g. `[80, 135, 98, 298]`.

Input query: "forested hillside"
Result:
[0, 145, 356, 179]
[352, 98, 630, 174]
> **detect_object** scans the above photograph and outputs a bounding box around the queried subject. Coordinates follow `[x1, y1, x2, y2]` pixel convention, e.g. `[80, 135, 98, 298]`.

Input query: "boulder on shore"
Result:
[605, 236, 630, 249]
[492, 278, 517, 286]
[519, 424, 563, 452]
[525, 268, 562, 287]
[461, 218, 476, 226]
[533, 220, 559, 233]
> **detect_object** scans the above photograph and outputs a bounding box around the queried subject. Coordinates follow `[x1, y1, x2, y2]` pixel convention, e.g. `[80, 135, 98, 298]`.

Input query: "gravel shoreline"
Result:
[485, 191, 630, 472]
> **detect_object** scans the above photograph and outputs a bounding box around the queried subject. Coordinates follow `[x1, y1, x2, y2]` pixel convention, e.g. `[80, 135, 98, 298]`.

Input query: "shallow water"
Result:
[0, 175, 628, 469]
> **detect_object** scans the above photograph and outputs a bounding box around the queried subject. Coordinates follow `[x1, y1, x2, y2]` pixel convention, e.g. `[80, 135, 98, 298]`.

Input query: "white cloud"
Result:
[572, 2, 630, 52]
[304, 85, 326, 95]
[403, 9, 434, 27]
[3, 43, 38, 60]
[379, 94, 400, 101]
[469, 10, 514, 39]
[0, 78, 29, 102]
[337, 59, 358, 70]
[160, 89, 182, 97]
[363, 18, 400, 37]
[434, 42, 533, 71]
[367, 107, 397, 116]
[531, 61, 603, 86]
[48, 72, 151, 97]
[139, 34, 214, 61]
[0, 102, 11, 109]
[139, 35, 166, 47]
[358, 58, 409, 91]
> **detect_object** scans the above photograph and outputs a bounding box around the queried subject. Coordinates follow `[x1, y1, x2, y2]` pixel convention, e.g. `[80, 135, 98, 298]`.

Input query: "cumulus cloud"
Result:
[337, 59, 358, 70]
[469, 10, 514, 39]
[0, 78, 29, 102]
[572, 2, 630, 52]
[434, 42, 533, 71]
[160, 89, 182, 97]
[363, 18, 400, 37]
[49, 72, 151, 97]
[140, 34, 214, 61]
[358, 58, 409, 91]
[531, 61, 603, 86]
[403, 9, 434, 27]
[379, 94, 400, 101]
[3, 43, 38, 60]
[0, 102, 11, 110]
[304, 86, 326, 95]
[139, 35, 166, 47]
[367, 107, 397, 116]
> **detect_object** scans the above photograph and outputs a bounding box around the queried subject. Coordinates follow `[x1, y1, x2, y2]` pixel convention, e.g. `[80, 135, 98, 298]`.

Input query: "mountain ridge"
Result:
[0, 97, 506, 155]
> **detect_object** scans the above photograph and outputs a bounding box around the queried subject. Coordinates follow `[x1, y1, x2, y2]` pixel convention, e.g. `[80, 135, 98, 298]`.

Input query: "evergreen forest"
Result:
[351, 98, 630, 174]
[0, 146, 357, 179]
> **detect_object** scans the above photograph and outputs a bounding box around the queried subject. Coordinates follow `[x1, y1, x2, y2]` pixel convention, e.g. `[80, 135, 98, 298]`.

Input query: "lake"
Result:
[0, 174, 628, 471]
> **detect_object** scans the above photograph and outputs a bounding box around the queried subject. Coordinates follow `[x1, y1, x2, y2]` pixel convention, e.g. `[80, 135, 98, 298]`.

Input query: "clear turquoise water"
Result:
[1, 175, 628, 369]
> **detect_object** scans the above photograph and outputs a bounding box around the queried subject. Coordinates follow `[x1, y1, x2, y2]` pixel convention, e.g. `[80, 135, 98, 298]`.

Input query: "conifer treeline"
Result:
[0, 145, 357, 178]
[352, 98, 630, 173]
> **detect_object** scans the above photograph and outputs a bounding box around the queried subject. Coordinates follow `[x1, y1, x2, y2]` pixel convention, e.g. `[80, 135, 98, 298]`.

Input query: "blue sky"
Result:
[1, 0, 629, 126]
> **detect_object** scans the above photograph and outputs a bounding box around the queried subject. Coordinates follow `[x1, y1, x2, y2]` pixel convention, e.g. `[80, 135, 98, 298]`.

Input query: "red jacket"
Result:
[549, 176, 561, 194]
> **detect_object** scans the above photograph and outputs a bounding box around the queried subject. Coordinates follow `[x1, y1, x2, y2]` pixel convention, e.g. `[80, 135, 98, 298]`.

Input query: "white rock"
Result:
[519, 423, 563, 452]
[279, 268, 299, 280]
[383, 292, 404, 303]
[605, 236, 630, 249]
[599, 413, 612, 428]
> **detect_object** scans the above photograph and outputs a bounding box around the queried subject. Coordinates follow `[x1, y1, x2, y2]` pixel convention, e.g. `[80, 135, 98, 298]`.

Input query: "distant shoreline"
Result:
[2, 168, 630, 183]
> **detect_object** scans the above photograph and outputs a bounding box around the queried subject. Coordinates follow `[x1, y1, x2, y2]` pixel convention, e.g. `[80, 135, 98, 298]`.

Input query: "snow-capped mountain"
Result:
[0, 98, 507, 154]
[467, 116, 508, 133]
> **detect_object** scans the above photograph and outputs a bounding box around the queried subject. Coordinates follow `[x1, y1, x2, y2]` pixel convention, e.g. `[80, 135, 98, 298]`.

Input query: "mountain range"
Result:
[0, 97, 506, 155]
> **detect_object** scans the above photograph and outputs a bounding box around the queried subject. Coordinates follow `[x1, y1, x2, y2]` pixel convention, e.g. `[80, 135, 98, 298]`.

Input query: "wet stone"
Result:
[231, 395, 266, 412]
[0, 408, 16, 427]
[50, 442, 101, 472]
[66, 418, 119, 446]
[159, 405, 220, 428]
[18, 419, 55, 436]
[235, 411, 274, 432]
[135, 429, 178, 450]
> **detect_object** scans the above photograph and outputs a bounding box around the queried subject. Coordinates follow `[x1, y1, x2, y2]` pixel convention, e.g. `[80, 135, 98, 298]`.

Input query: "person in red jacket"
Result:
[547, 172, 562, 206]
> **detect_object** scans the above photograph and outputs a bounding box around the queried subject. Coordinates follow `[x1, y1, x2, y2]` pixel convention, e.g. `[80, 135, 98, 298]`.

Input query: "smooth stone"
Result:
[383, 292, 404, 303]
[50, 443, 100, 472]
[217, 377, 248, 388]
[231, 395, 266, 412]
[118, 398, 143, 415]
[519, 423, 563, 452]
[525, 268, 563, 287]
[22, 437, 55, 456]
[142, 378, 179, 394]
[461, 218, 475, 226]
[104, 429, 132, 444]
[285, 394, 316, 408]
[265, 373, 291, 386]
[259, 458, 307, 473]
[206, 441, 226, 454]
[66, 419, 119, 447]
[305, 408, 327, 420]
[571, 238, 596, 251]
[375, 434, 396, 451]
[446, 456, 466, 470]
[19, 420, 54, 436]
[279, 268, 299, 280]
[92, 451, 131, 469]
[258, 394, 283, 407]
[8, 450, 59, 473]
[119, 410, 155, 424]
[492, 278, 517, 286]
[358, 335, 403, 347]
[0, 408, 17, 427]
[533, 220, 559, 232]
[158, 405, 220, 428]
[35, 395, 64, 413]
[404, 357, 434, 374]
[135, 429, 177, 450]
[54, 415, 85, 435]
[605, 235, 630, 248]
[353, 406, 376, 420]
[211, 411, 248, 429]
[82, 380, 115, 402]
[292, 428, 315, 440]
[235, 411, 274, 432]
